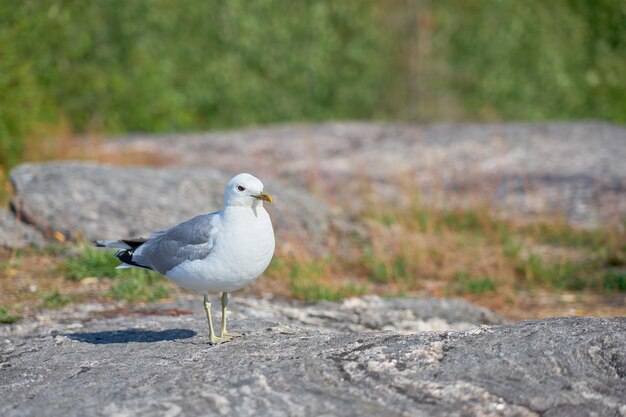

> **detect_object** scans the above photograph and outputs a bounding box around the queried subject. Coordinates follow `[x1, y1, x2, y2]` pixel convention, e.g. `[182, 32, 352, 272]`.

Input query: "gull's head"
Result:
[224, 173, 272, 208]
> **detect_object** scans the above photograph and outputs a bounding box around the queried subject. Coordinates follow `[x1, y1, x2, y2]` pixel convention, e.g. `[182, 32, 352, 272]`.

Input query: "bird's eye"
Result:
[237, 185, 245, 192]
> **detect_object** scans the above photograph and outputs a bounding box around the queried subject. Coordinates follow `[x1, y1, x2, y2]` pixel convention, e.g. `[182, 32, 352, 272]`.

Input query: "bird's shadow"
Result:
[66, 328, 197, 344]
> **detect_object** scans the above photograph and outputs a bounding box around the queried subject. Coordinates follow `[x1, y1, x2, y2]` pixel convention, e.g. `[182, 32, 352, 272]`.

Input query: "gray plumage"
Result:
[96, 213, 219, 275]
[134, 214, 219, 274]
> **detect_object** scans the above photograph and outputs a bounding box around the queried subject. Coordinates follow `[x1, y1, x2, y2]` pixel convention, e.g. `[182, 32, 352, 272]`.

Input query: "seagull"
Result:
[95, 173, 275, 344]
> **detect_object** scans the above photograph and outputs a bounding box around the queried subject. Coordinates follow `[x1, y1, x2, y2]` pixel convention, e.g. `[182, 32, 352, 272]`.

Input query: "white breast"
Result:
[165, 206, 275, 294]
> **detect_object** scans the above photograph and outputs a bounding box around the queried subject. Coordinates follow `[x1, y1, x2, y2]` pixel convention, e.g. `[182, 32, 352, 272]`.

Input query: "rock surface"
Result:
[0, 207, 45, 248]
[1, 295, 504, 338]
[1, 296, 625, 417]
[6, 122, 626, 249]
[10, 163, 331, 252]
[106, 121, 626, 226]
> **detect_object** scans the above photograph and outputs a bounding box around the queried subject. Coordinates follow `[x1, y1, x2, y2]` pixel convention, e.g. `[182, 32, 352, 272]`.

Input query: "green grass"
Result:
[502, 240, 523, 259]
[286, 258, 337, 301]
[520, 222, 613, 250]
[64, 246, 120, 279]
[361, 249, 411, 285]
[62, 246, 170, 303]
[515, 254, 589, 291]
[42, 206, 626, 307]
[41, 290, 75, 309]
[366, 203, 626, 295]
[109, 268, 170, 303]
[452, 271, 497, 295]
[0, 306, 20, 324]
[2, 1, 625, 171]
[602, 270, 626, 292]
[289, 280, 366, 302]
[265, 256, 366, 301]
[289, 281, 343, 302]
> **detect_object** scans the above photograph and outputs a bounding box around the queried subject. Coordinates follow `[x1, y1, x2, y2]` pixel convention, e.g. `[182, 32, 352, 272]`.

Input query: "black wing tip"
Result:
[115, 249, 155, 271]
[121, 238, 148, 249]
[93, 239, 147, 249]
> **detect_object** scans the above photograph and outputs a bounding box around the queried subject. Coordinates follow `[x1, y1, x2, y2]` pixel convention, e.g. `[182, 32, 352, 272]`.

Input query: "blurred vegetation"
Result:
[0, 305, 20, 324]
[1, 0, 625, 170]
[451, 272, 498, 295]
[256, 199, 626, 309]
[362, 203, 626, 296]
[63, 246, 170, 302]
[64, 245, 121, 280]
[0, 198, 625, 319]
[266, 256, 367, 301]
[108, 268, 170, 303]
[41, 289, 76, 308]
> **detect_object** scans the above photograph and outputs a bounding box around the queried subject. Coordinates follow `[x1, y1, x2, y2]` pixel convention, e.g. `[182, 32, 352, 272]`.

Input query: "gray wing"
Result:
[134, 212, 221, 274]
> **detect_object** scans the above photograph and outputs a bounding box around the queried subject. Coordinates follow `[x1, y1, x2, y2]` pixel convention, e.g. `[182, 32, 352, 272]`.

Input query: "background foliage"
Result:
[1, 0, 625, 169]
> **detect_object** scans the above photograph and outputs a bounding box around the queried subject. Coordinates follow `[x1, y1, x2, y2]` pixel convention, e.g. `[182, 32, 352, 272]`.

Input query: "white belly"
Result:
[165, 207, 275, 294]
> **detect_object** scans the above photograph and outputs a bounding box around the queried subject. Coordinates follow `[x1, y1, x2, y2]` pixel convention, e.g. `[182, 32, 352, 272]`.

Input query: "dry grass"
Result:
[1, 199, 625, 323]
[20, 120, 174, 167]
[257, 187, 626, 318]
[0, 246, 90, 322]
[1, 127, 174, 206]
[1, 133, 625, 322]
[0, 246, 188, 323]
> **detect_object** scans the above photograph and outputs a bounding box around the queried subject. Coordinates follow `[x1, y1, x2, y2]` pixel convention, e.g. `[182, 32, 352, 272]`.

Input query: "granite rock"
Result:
[10, 162, 331, 252]
[106, 122, 626, 226]
[1, 296, 624, 417]
[0, 207, 45, 248]
[7, 122, 626, 250]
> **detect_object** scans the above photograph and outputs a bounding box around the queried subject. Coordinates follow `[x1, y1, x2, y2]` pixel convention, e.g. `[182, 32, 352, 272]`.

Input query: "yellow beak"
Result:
[255, 192, 273, 203]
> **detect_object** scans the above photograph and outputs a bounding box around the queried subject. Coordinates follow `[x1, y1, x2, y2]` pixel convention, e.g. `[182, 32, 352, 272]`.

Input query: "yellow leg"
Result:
[204, 294, 227, 344]
[220, 292, 241, 339]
